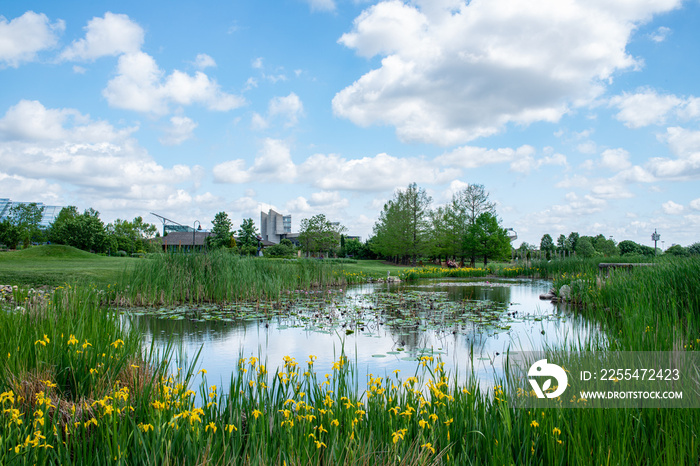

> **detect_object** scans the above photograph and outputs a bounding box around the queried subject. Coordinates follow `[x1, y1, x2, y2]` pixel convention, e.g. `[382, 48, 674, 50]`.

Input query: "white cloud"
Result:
[437, 144, 546, 172]
[304, 0, 336, 12]
[0, 100, 200, 207]
[159, 116, 198, 145]
[61, 12, 143, 61]
[662, 200, 684, 215]
[0, 11, 64, 67]
[286, 191, 348, 215]
[269, 93, 304, 127]
[649, 26, 671, 42]
[213, 138, 296, 183]
[0, 99, 135, 142]
[299, 152, 459, 191]
[689, 198, 700, 211]
[251, 112, 268, 130]
[610, 89, 683, 128]
[646, 126, 700, 179]
[194, 53, 216, 70]
[103, 52, 245, 114]
[333, 0, 680, 145]
[252, 57, 263, 69]
[600, 148, 632, 171]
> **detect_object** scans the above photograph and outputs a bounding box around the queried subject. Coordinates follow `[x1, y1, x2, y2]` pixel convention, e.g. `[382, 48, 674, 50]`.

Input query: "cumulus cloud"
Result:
[0, 11, 64, 67]
[333, 0, 680, 145]
[690, 198, 700, 211]
[662, 200, 684, 215]
[0, 100, 199, 204]
[649, 26, 671, 42]
[103, 51, 245, 114]
[298, 152, 459, 191]
[253, 93, 304, 129]
[286, 191, 349, 215]
[269, 93, 304, 127]
[435, 144, 565, 173]
[194, 53, 216, 70]
[213, 138, 296, 183]
[159, 116, 198, 145]
[600, 148, 632, 171]
[610, 89, 683, 128]
[646, 127, 700, 179]
[60, 12, 143, 61]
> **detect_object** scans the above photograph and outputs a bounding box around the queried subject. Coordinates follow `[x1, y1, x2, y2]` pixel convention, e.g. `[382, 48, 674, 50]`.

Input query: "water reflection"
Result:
[127, 278, 602, 395]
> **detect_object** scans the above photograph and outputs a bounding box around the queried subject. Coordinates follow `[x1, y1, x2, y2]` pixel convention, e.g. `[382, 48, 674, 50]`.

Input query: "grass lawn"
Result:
[338, 259, 415, 278]
[0, 245, 132, 287]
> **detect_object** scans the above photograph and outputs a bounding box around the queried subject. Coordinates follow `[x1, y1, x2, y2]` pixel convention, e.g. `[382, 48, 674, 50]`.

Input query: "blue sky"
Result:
[1, 0, 699, 249]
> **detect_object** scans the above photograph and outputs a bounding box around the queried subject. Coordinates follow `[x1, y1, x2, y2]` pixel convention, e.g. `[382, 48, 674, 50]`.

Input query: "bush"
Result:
[117, 250, 128, 257]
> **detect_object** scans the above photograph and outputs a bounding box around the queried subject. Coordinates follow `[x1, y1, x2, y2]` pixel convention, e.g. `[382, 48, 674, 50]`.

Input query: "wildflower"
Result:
[553, 427, 561, 436]
[138, 423, 154, 432]
[252, 409, 263, 420]
[206, 422, 217, 433]
[331, 419, 339, 427]
[225, 424, 237, 433]
[422, 442, 436, 454]
[391, 428, 408, 444]
[198, 369, 207, 375]
[111, 339, 124, 349]
[315, 440, 327, 449]
[531, 420, 539, 428]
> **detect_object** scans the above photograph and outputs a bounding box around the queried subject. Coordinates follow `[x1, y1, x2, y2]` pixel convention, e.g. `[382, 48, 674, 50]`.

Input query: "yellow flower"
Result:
[553, 427, 561, 436]
[198, 369, 207, 375]
[206, 422, 217, 433]
[331, 419, 339, 427]
[111, 339, 124, 349]
[421, 442, 436, 454]
[138, 423, 154, 432]
[314, 440, 327, 449]
[225, 424, 237, 433]
[531, 420, 539, 428]
[252, 409, 262, 419]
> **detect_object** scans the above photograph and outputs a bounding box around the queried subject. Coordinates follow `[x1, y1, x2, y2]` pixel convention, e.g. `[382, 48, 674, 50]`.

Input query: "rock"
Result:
[539, 292, 555, 300]
[559, 284, 571, 301]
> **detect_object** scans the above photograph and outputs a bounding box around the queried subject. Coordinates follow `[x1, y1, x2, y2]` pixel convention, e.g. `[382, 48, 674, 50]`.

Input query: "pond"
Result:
[125, 278, 603, 397]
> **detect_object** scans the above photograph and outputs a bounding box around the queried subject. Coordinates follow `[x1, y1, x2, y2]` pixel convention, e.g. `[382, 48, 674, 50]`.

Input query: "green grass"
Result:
[0, 245, 132, 287]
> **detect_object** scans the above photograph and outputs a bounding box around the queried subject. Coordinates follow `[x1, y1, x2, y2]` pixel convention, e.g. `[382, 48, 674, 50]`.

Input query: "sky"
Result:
[1, 0, 699, 249]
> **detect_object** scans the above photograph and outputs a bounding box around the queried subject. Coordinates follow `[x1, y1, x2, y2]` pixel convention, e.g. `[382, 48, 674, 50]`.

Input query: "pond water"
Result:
[125, 278, 602, 396]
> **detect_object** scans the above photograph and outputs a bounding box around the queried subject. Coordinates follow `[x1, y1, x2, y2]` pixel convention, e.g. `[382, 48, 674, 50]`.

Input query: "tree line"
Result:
[371, 183, 511, 266]
[0, 204, 158, 255]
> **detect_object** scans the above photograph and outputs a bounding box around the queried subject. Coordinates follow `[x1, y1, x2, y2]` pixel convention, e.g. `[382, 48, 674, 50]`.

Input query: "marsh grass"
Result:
[116, 251, 367, 306]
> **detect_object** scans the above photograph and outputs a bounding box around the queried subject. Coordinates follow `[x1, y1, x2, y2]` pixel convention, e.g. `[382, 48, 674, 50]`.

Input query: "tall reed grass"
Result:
[116, 251, 366, 305]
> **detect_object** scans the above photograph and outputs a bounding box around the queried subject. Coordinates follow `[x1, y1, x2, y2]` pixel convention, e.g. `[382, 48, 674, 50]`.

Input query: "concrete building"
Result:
[0, 198, 63, 229]
[260, 209, 292, 244]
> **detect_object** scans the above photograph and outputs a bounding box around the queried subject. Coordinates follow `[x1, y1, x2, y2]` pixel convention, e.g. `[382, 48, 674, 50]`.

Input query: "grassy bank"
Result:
[0, 245, 130, 287]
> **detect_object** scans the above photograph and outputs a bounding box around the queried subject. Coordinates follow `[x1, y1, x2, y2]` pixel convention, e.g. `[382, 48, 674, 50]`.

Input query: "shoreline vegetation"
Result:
[1, 245, 699, 463]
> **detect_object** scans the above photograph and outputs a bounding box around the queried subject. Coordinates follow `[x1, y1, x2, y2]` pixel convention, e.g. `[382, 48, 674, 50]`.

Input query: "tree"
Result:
[618, 240, 641, 256]
[298, 214, 346, 257]
[689, 243, 700, 255]
[106, 216, 158, 254]
[209, 212, 233, 249]
[567, 232, 579, 254]
[463, 212, 511, 266]
[9, 203, 44, 247]
[237, 218, 259, 255]
[371, 183, 431, 265]
[264, 239, 295, 258]
[593, 234, 619, 257]
[540, 234, 555, 260]
[449, 184, 496, 265]
[665, 244, 689, 256]
[575, 236, 595, 257]
[556, 234, 567, 257]
[0, 220, 20, 249]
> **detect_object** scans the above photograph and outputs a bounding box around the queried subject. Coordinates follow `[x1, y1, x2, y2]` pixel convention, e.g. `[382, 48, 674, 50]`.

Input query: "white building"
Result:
[260, 209, 292, 244]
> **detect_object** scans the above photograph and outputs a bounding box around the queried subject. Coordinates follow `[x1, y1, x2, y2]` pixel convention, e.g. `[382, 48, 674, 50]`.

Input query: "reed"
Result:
[116, 251, 366, 306]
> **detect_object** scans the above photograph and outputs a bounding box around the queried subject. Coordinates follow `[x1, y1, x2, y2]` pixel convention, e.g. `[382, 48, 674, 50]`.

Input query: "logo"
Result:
[528, 359, 568, 399]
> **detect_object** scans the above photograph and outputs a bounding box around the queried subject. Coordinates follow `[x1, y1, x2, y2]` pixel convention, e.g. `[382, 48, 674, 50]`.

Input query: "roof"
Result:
[162, 231, 213, 246]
